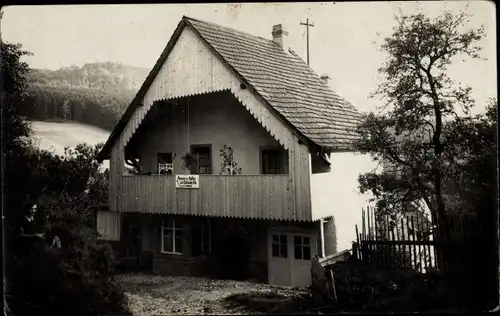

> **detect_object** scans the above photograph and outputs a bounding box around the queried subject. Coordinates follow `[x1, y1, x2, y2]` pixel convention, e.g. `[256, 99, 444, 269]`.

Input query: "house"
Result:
[96, 16, 362, 287]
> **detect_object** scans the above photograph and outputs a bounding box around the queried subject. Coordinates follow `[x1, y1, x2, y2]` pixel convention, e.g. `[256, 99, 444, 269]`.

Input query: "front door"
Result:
[268, 232, 291, 286]
[268, 229, 316, 287]
[291, 234, 313, 287]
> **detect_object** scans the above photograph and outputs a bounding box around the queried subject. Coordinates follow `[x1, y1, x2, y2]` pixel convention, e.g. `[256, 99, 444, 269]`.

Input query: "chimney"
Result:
[320, 74, 331, 84]
[272, 24, 288, 49]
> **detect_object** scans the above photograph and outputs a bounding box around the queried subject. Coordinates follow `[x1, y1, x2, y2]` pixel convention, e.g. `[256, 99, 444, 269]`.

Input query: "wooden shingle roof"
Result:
[97, 16, 362, 161]
[187, 17, 362, 149]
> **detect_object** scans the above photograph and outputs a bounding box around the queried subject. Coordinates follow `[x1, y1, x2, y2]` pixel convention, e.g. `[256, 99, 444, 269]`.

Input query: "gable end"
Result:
[97, 16, 326, 162]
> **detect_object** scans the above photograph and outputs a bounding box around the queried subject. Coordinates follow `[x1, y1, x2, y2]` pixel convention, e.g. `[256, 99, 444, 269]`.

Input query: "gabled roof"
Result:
[97, 16, 362, 161]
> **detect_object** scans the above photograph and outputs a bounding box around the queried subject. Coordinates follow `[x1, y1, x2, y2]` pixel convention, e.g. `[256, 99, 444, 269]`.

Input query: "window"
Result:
[261, 148, 286, 174]
[157, 153, 174, 174]
[157, 153, 173, 175]
[294, 235, 311, 260]
[161, 217, 183, 254]
[191, 219, 211, 256]
[191, 145, 212, 174]
[272, 234, 288, 258]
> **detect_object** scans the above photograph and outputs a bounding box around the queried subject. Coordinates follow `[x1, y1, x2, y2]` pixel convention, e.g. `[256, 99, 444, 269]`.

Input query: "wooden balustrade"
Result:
[116, 174, 311, 221]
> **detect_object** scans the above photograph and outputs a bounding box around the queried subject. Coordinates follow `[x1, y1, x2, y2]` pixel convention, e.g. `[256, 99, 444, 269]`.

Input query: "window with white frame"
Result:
[162, 217, 183, 254]
[271, 233, 288, 258]
[157, 153, 173, 175]
[294, 235, 311, 260]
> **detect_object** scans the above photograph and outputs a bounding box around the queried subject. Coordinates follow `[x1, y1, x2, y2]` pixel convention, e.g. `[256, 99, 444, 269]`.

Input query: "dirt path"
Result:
[116, 274, 315, 315]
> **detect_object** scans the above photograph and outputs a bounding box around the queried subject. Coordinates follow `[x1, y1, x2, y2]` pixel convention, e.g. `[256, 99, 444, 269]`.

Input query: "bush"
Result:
[5, 193, 131, 316]
[332, 261, 461, 312]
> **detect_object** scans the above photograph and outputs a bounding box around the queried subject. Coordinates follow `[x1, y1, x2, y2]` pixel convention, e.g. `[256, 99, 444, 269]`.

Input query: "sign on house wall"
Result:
[175, 175, 200, 189]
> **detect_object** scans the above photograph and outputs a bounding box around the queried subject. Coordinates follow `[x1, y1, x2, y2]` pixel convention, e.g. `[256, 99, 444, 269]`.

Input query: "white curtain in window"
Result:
[97, 211, 121, 241]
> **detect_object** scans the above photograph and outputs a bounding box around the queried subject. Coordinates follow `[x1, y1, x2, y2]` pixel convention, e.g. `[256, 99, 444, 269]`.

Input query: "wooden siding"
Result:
[109, 25, 313, 221]
[117, 175, 310, 221]
[289, 140, 312, 219]
[109, 141, 124, 213]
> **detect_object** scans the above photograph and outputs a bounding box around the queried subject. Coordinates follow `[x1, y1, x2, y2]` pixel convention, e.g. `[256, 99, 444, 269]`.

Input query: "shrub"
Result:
[332, 261, 461, 312]
[5, 193, 131, 316]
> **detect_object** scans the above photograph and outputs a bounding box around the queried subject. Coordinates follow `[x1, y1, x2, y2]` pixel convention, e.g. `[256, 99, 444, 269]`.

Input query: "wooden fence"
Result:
[352, 207, 483, 275]
[311, 206, 497, 311]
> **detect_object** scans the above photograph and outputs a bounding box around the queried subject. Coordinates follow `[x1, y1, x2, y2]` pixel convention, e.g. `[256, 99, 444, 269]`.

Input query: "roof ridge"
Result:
[182, 15, 279, 46]
[184, 16, 316, 72]
[182, 16, 362, 126]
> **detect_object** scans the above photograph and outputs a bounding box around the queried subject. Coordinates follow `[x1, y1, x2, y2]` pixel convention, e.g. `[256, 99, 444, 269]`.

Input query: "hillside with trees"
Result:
[19, 62, 149, 130]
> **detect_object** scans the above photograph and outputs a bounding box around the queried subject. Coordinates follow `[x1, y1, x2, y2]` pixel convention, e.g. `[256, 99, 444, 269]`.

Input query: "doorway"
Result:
[211, 219, 251, 280]
[268, 228, 316, 287]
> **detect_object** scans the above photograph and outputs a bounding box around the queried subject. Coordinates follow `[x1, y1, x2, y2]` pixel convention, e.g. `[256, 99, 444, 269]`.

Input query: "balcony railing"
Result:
[115, 174, 310, 221]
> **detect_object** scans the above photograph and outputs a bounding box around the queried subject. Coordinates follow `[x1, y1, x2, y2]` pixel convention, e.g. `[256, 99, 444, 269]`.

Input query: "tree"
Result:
[354, 11, 497, 310]
[1, 41, 32, 142]
[439, 99, 497, 213]
[355, 10, 486, 237]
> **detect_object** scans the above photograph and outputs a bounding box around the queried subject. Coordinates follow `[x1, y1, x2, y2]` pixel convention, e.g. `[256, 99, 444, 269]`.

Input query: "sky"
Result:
[1, 1, 497, 115]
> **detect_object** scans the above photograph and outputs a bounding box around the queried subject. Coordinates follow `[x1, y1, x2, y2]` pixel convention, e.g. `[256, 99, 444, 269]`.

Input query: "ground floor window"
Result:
[272, 233, 288, 258]
[162, 217, 183, 254]
[294, 235, 311, 260]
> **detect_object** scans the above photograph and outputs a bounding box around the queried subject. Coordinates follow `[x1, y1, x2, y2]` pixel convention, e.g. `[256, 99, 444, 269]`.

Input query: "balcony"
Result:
[116, 174, 311, 221]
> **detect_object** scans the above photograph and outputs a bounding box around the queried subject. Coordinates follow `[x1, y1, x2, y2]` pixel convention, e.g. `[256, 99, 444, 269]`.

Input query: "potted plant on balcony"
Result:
[181, 152, 195, 172]
[220, 145, 242, 175]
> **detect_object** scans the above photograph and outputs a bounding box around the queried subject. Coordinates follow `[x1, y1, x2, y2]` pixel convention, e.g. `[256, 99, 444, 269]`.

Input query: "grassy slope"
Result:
[29, 120, 110, 170]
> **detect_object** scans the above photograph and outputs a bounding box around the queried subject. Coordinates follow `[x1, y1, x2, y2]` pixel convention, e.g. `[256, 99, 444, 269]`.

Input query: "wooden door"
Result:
[268, 228, 317, 287]
[291, 233, 314, 287]
[268, 231, 291, 286]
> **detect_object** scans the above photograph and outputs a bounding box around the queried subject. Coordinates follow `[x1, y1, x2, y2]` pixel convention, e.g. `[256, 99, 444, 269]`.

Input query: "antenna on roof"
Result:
[300, 18, 314, 65]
